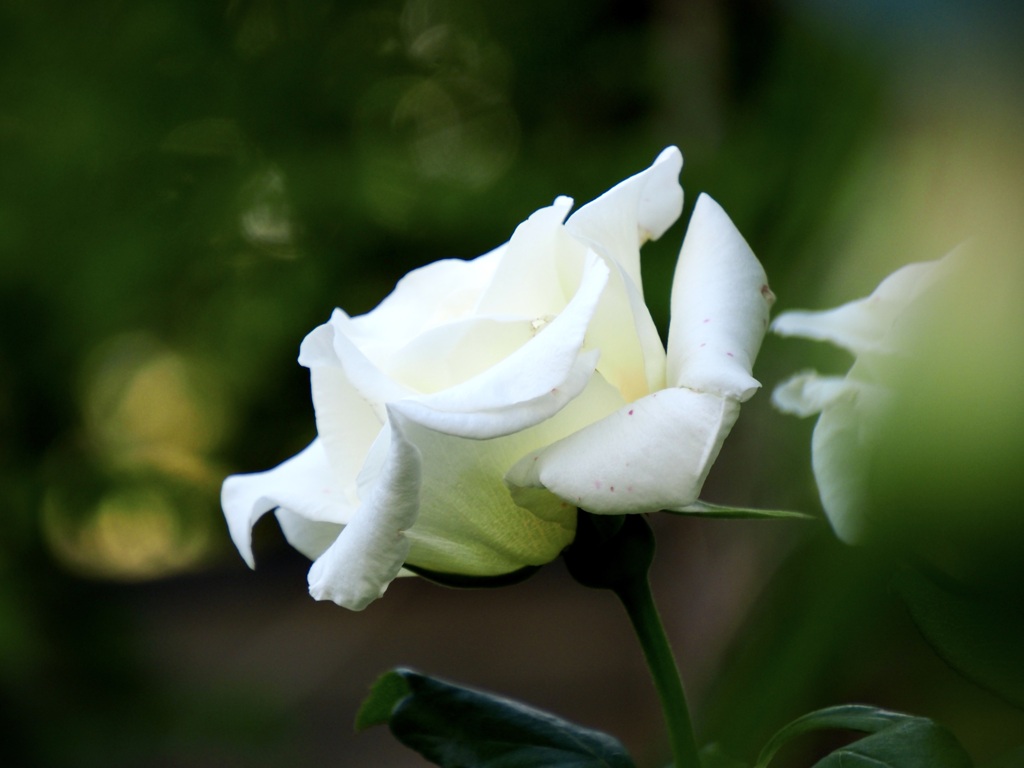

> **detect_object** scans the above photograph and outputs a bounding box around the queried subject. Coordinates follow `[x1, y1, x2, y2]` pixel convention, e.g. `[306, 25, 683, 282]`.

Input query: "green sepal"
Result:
[563, 512, 654, 591]
[754, 704, 971, 768]
[895, 567, 1024, 709]
[355, 669, 412, 732]
[357, 667, 637, 768]
[402, 562, 541, 589]
[667, 500, 815, 520]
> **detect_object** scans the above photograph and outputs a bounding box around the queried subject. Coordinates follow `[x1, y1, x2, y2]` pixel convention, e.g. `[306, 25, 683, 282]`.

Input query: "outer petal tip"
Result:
[667, 194, 771, 401]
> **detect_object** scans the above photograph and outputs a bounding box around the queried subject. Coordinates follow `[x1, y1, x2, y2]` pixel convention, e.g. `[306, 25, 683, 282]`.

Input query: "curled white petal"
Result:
[771, 259, 945, 355]
[566, 147, 683, 289]
[399, 253, 610, 438]
[507, 388, 739, 515]
[221, 440, 351, 569]
[667, 194, 774, 401]
[307, 408, 422, 610]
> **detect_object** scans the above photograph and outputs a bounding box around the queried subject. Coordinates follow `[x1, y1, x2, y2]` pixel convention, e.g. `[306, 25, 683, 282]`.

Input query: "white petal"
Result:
[507, 387, 740, 514]
[399, 253, 611, 438]
[811, 396, 869, 543]
[771, 259, 944, 355]
[473, 198, 582, 319]
[566, 146, 684, 291]
[306, 408, 422, 610]
[299, 313, 414, 420]
[771, 372, 857, 417]
[307, 360, 385, 505]
[275, 508, 342, 561]
[345, 251, 503, 356]
[667, 194, 774, 401]
[221, 440, 352, 568]
[585, 251, 668, 401]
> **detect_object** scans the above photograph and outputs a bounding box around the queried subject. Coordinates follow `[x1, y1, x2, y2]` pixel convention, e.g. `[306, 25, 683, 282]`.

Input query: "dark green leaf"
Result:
[354, 670, 412, 732]
[896, 567, 1024, 709]
[811, 718, 972, 768]
[755, 705, 971, 768]
[370, 668, 637, 768]
[755, 705, 907, 767]
[667, 500, 815, 521]
[402, 563, 541, 589]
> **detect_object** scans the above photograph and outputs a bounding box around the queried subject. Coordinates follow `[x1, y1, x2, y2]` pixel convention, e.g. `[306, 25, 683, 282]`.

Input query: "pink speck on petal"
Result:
[703, 318, 711, 324]
[726, 351, 734, 357]
[699, 342, 706, 348]
[593, 480, 602, 490]
[628, 409, 634, 415]
[609, 486, 615, 492]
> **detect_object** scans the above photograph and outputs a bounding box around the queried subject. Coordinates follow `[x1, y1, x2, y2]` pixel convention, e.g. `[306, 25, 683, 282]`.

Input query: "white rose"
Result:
[223, 147, 774, 610]
[771, 250, 955, 543]
[773, 243, 1024, 556]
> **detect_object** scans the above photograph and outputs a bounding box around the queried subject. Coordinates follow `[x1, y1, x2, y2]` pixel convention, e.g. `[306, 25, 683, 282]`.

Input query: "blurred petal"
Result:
[772, 372, 856, 417]
[811, 396, 869, 543]
[307, 409, 422, 610]
[667, 194, 774, 401]
[507, 388, 739, 514]
[221, 440, 352, 568]
[771, 259, 943, 355]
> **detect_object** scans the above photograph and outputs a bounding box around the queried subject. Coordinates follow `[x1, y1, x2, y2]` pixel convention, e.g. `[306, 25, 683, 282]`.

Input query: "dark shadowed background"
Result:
[3, 0, 1023, 765]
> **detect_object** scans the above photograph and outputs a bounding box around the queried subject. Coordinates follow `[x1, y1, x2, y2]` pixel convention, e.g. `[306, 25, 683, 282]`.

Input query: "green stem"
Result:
[615, 577, 701, 768]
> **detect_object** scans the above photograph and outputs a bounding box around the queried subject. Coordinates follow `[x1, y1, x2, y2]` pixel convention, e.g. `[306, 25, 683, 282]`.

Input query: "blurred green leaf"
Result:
[755, 705, 971, 768]
[668, 500, 815, 521]
[358, 668, 636, 768]
[810, 718, 972, 768]
[896, 567, 1024, 709]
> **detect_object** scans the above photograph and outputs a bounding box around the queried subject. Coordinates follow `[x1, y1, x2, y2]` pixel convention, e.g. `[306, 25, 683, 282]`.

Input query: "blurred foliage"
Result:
[2, 0, 1022, 765]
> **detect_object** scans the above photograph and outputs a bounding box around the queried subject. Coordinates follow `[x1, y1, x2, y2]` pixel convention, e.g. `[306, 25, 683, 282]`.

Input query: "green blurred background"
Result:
[3, 0, 1023, 765]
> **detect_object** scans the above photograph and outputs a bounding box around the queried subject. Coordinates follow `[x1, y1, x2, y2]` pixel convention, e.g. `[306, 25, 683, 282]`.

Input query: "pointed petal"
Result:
[667, 194, 774, 401]
[473, 197, 582, 318]
[566, 146, 684, 291]
[507, 388, 739, 514]
[772, 372, 857, 417]
[306, 409, 422, 610]
[771, 259, 944, 355]
[221, 440, 351, 568]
